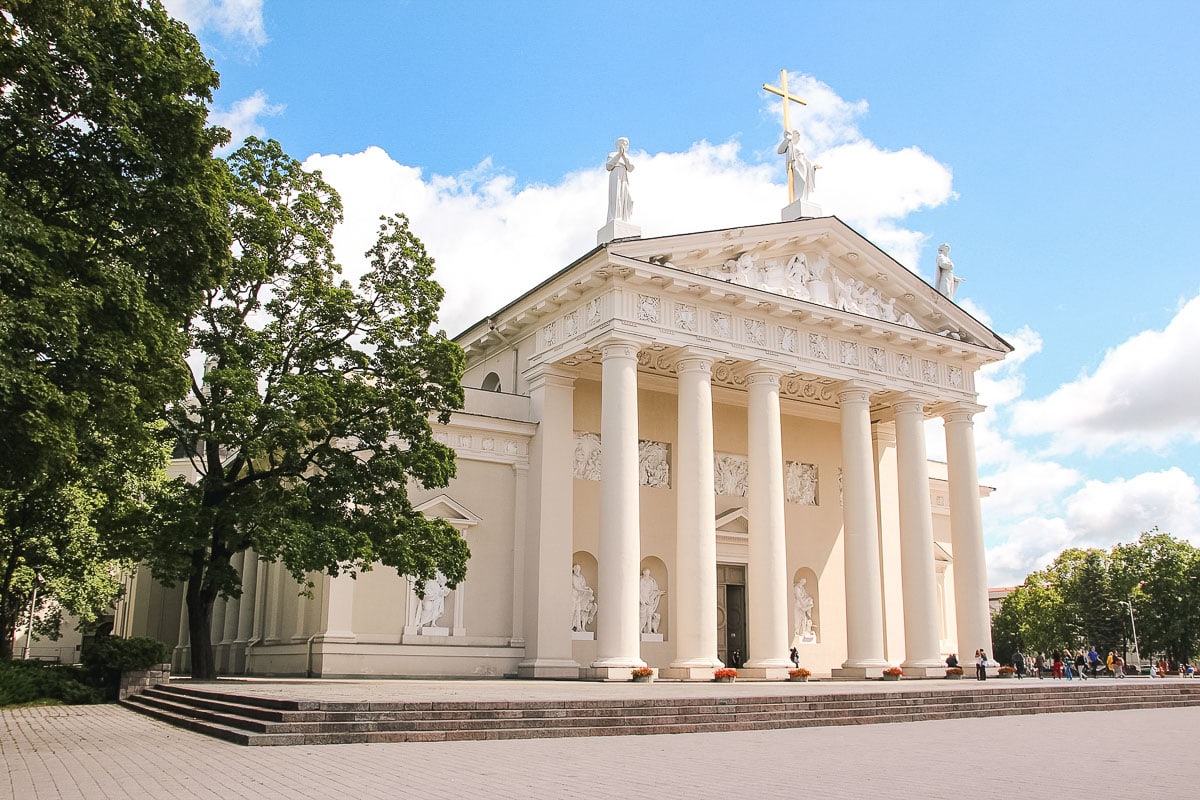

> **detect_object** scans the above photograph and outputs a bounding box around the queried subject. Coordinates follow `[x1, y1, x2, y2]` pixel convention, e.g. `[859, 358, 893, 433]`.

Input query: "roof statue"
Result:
[597, 136, 642, 245]
[764, 69, 822, 220]
[935, 243, 965, 300]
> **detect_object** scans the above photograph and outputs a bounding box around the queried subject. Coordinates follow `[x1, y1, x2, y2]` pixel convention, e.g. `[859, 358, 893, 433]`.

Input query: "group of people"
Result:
[1014, 647, 1125, 679]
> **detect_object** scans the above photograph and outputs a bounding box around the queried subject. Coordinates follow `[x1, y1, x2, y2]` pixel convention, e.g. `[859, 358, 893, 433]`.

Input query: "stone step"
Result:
[123, 683, 1200, 746]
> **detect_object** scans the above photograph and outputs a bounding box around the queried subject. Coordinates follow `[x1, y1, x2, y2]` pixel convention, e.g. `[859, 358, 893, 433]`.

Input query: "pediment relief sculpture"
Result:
[667, 249, 926, 332]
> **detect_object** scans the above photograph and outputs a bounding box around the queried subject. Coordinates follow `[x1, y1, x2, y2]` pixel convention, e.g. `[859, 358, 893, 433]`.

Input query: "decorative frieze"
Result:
[867, 346, 886, 372]
[637, 294, 660, 323]
[744, 318, 766, 347]
[542, 321, 557, 348]
[809, 333, 829, 360]
[714, 452, 749, 497]
[840, 341, 859, 367]
[778, 326, 797, 354]
[638, 440, 670, 488]
[711, 311, 730, 339]
[674, 303, 697, 332]
[785, 462, 819, 506]
[573, 432, 603, 481]
[564, 310, 580, 338]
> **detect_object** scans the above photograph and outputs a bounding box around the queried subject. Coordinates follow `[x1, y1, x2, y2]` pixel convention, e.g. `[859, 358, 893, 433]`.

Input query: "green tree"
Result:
[1043, 548, 1124, 654]
[1113, 531, 1200, 665]
[991, 578, 1069, 658]
[0, 0, 228, 656]
[128, 139, 467, 680]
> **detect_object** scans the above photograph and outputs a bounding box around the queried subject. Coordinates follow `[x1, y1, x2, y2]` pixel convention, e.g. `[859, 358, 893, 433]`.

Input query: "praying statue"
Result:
[571, 564, 597, 633]
[935, 243, 964, 300]
[606, 137, 635, 223]
[793, 578, 815, 639]
[639, 569, 665, 634]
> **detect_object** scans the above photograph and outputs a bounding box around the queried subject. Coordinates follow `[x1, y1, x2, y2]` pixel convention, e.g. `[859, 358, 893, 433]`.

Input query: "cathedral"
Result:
[114, 123, 1009, 680]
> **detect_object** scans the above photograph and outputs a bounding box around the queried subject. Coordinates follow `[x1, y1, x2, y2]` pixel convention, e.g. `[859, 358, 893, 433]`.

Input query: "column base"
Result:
[832, 661, 890, 680]
[896, 665, 945, 679]
[738, 664, 792, 681]
[517, 659, 581, 680]
[583, 665, 645, 681]
[660, 662, 724, 681]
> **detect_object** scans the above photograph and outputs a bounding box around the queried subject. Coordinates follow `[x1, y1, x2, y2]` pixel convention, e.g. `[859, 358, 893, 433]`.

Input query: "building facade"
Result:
[114, 215, 1009, 679]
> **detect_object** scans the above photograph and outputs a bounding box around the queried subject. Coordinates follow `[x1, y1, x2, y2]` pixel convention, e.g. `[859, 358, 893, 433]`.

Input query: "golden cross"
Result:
[762, 69, 808, 203]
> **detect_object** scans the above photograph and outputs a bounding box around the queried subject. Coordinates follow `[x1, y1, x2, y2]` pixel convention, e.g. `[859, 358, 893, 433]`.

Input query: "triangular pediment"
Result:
[715, 507, 750, 534]
[607, 217, 1008, 352]
[413, 494, 481, 528]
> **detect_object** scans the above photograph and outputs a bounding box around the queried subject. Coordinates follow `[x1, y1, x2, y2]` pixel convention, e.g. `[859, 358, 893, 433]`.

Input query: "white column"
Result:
[266, 561, 285, 643]
[221, 551, 243, 646]
[320, 571, 356, 641]
[518, 366, 579, 678]
[893, 397, 946, 673]
[235, 550, 259, 644]
[942, 403, 993, 660]
[592, 338, 646, 673]
[452, 577, 467, 636]
[744, 365, 790, 677]
[232, 549, 260, 673]
[836, 384, 888, 673]
[664, 351, 722, 678]
[509, 463, 529, 648]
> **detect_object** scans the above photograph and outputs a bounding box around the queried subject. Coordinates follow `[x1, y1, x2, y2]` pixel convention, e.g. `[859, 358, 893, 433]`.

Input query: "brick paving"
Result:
[3, 681, 1199, 799]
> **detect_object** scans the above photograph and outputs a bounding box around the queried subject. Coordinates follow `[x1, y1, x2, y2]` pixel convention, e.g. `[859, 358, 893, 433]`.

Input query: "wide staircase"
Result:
[122, 681, 1200, 746]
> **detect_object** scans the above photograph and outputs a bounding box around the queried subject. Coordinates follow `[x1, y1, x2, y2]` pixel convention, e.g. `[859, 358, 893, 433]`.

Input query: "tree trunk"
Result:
[185, 566, 218, 680]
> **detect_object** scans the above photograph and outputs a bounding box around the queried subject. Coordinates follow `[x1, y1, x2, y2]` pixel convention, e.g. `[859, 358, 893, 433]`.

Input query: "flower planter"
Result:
[882, 674, 901, 681]
[945, 673, 963, 680]
[632, 675, 653, 683]
[789, 675, 810, 682]
[715, 676, 736, 683]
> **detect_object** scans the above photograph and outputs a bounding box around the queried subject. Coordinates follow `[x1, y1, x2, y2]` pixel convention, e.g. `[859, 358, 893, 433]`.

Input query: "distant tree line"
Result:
[991, 530, 1200, 667]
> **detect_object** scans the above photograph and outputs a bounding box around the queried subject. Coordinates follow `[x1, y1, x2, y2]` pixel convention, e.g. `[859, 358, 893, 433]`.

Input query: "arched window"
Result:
[481, 372, 502, 392]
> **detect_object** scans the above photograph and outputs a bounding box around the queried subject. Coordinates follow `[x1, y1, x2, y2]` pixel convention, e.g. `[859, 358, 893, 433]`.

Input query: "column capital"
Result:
[836, 381, 874, 405]
[673, 346, 723, 375]
[586, 332, 651, 360]
[742, 360, 788, 386]
[936, 400, 986, 424]
[524, 363, 577, 392]
[891, 393, 934, 417]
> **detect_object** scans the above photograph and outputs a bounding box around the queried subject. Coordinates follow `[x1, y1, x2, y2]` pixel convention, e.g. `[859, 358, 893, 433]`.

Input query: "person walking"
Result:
[1063, 649, 1074, 681]
[1075, 650, 1088, 680]
[976, 650, 988, 681]
[1034, 652, 1045, 679]
[1106, 650, 1116, 677]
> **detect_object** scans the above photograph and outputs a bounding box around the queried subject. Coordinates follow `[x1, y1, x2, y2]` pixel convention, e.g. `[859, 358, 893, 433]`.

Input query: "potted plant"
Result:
[714, 667, 738, 683]
[997, 665, 1017, 678]
[882, 666, 903, 681]
[788, 667, 811, 682]
[945, 666, 964, 679]
[631, 666, 654, 683]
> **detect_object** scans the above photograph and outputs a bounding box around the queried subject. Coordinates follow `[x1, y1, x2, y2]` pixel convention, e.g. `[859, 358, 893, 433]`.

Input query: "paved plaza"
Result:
[3, 679, 1199, 799]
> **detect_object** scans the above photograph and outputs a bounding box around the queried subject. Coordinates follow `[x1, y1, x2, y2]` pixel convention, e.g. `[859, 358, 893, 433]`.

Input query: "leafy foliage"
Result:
[992, 531, 1200, 664]
[0, 660, 104, 707]
[0, 0, 228, 656]
[128, 138, 466, 679]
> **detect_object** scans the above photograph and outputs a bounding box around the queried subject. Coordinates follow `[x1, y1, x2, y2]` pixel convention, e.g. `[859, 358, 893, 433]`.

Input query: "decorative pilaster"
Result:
[518, 366, 579, 678]
[591, 338, 646, 678]
[834, 383, 889, 677]
[663, 351, 723, 680]
[743, 364, 791, 679]
[893, 397, 946, 675]
[232, 549, 260, 673]
[942, 403, 993, 662]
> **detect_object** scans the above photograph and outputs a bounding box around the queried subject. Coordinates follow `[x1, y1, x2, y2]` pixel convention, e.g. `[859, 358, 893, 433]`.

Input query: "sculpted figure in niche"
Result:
[793, 578, 815, 638]
[639, 441, 670, 488]
[415, 573, 451, 628]
[606, 137, 635, 222]
[639, 569, 666, 634]
[571, 565, 597, 632]
[935, 243, 964, 300]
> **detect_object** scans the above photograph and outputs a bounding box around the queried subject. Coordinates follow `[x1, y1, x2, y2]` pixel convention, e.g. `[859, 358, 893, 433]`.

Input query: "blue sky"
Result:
[167, 1, 1200, 585]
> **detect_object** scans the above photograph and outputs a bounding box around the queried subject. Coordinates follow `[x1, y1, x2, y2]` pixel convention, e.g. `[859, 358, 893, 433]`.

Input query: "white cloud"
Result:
[1010, 293, 1200, 454]
[210, 91, 284, 152]
[163, 0, 267, 48]
[304, 77, 958, 336]
[985, 468, 1200, 586]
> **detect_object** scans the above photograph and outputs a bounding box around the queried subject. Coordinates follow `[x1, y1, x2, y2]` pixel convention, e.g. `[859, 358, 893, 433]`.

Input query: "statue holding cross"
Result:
[764, 69, 821, 213]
